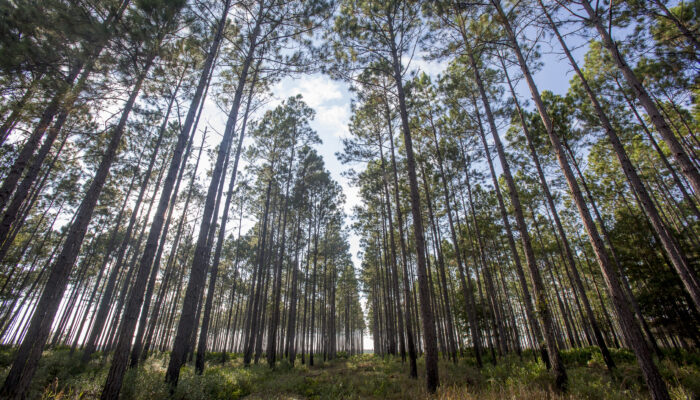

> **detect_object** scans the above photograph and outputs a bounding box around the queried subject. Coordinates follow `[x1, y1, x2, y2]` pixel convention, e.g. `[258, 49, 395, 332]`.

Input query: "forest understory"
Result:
[1, 347, 698, 399]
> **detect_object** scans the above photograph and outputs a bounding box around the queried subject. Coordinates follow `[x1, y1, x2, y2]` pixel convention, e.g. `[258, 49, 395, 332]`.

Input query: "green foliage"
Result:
[5, 348, 699, 399]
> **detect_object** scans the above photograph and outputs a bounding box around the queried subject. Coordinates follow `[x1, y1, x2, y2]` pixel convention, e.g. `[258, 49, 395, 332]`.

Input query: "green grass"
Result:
[0, 346, 697, 399]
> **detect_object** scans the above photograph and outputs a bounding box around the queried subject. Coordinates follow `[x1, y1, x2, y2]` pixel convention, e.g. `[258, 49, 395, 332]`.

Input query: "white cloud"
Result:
[273, 75, 343, 109]
[403, 53, 448, 78]
[271, 74, 351, 140]
[315, 104, 350, 139]
[341, 182, 363, 277]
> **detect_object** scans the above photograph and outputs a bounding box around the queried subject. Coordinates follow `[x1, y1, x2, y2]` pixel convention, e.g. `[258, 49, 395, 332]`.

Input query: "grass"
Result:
[0, 346, 697, 399]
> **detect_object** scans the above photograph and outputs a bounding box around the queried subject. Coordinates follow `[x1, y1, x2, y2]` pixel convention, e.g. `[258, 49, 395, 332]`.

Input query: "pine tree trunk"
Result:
[166, 15, 261, 388]
[308, 218, 321, 366]
[384, 105, 418, 376]
[129, 84, 197, 367]
[103, 18, 232, 400]
[266, 143, 296, 367]
[499, 48, 616, 369]
[81, 88, 170, 363]
[427, 111, 483, 364]
[197, 61, 258, 372]
[378, 147, 407, 362]
[285, 217, 303, 365]
[388, 26, 439, 393]
[469, 90, 548, 362]
[469, 49, 568, 387]
[419, 163, 458, 361]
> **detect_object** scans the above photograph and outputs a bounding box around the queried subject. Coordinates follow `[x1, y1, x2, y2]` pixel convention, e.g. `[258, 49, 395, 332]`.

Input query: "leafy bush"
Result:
[663, 348, 700, 367]
[561, 347, 596, 366]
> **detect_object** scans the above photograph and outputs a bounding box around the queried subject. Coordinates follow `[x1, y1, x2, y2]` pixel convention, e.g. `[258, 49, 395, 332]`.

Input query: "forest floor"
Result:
[0, 346, 698, 399]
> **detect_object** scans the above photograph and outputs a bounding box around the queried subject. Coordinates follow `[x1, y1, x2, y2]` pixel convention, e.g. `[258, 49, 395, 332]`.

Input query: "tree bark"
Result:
[388, 21, 439, 393]
[384, 101, 419, 376]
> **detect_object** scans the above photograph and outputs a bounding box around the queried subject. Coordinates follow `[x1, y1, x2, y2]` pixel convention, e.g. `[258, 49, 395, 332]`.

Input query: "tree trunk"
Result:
[81, 85, 172, 363]
[388, 24, 439, 393]
[266, 143, 296, 367]
[499, 47, 616, 369]
[469, 49, 569, 386]
[165, 6, 260, 388]
[378, 146, 407, 362]
[384, 100, 418, 376]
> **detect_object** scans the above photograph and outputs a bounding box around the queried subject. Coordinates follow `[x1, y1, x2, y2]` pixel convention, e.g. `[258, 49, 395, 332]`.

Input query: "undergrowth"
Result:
[0, 345, 697, 399]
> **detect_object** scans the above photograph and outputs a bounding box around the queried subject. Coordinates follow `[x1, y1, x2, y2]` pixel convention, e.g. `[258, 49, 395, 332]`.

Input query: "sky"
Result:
[4, 0, 667, 352]
[166, 7, 590, 351]
[273, 52, 584, 271]
[258, 45, 585, 349]
[75, 24, 586, 352]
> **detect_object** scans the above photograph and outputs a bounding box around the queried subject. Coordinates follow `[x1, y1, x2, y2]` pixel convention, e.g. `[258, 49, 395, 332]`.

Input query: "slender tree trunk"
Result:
[499, 48, 616, 369]
[468, 90, 549, 364]
[434, 129, 484, 363]
[0, 136, 68, 268]
[129, 92, 199, 368]
[285, 217, 303, 365]
[0, 112, 69, 250]
[378, 138, 408, 362]
[165, 12, 261, 387]
[300, 218, 312, 364]
[81, 90, 171, 363]
[309, 217, 321, 366]
[384, 102, 418, 376]
[197, 60, 258, 373]
[388, 24, 439, 392]
[103, 19, 232, 400]
[469, 49, 569, 386]
[419, 163, 459, 361]
[244, 175, 276, 366]
[266, 141, 297, 367]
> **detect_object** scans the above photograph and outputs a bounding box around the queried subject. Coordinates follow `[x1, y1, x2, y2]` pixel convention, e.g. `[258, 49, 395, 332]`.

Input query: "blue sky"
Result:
[266, 44, 585, 349]
[267, 48, 586, 274]
[192, 10, 592, 349]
